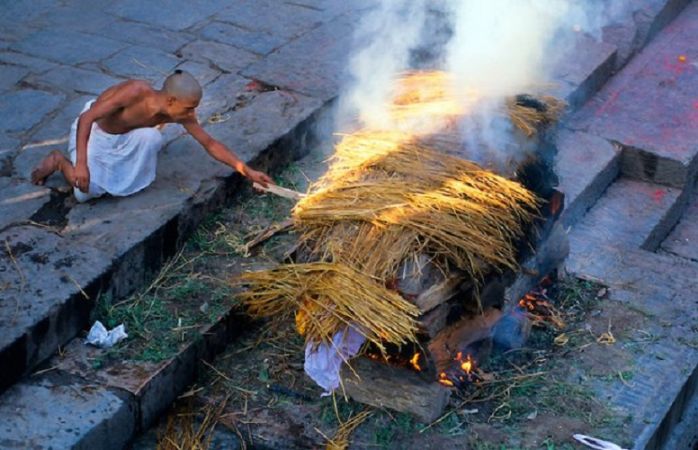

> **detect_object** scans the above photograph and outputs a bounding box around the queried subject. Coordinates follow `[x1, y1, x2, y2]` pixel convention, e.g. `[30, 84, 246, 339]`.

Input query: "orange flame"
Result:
[410, 352, 422, 372]
[438, 372, 454, 387]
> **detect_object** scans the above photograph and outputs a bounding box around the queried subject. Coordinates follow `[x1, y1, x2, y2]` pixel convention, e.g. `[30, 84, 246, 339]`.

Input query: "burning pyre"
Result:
[236, 70, 565, 390]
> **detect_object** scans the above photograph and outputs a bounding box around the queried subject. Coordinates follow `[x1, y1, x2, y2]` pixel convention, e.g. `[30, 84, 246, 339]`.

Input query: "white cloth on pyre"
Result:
[304, 327, 365, 395]
[85, 320, 128, 348]
[69, 100, 163, 202]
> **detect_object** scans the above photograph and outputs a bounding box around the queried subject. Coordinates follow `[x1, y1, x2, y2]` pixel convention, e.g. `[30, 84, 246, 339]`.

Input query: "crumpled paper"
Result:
[304, 327, 365, 395]
[85, 320, 128, 348]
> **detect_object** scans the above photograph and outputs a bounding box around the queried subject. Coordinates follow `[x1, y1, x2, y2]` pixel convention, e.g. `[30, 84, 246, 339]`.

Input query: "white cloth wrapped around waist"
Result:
[69, 100, 163, 200]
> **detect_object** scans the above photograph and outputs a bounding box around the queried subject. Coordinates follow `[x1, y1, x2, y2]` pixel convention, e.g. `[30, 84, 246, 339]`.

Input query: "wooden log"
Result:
[427, 308, 503, 373]
[414, 274, 465, 313]
[420, 303, 451, 338]
[340, 357, 451, 423]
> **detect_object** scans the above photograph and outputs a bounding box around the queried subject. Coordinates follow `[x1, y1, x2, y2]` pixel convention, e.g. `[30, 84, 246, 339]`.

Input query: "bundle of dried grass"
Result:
[294, 132, 540, 280]
[237, 262, 421, 350]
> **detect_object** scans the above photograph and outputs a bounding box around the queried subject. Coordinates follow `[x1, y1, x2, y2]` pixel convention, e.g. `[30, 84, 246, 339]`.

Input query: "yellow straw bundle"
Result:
[238, 262, 422, 350]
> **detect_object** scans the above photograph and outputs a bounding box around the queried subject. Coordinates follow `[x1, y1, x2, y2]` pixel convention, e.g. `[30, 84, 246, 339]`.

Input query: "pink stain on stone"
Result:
[653, 189, 667, 204]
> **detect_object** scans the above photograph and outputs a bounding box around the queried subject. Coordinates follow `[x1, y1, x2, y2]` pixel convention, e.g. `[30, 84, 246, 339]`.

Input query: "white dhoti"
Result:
[69, 100, 163, 202]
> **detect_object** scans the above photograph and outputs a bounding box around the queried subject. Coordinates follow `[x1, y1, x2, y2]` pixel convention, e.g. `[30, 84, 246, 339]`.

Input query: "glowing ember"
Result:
[410, 352, 422, 372]
[438, 372, 454, 387]
[517, 278, 565, 329]
[439, 352, 480, 388]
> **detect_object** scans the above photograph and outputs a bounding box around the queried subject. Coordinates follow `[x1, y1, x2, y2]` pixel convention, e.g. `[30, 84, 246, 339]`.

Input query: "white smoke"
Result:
[339, 0, 633, 167]
[338, 0, 427, 130]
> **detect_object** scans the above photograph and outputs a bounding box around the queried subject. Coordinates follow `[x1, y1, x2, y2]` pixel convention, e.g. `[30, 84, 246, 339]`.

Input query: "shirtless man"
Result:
[31, 70, 272, 202]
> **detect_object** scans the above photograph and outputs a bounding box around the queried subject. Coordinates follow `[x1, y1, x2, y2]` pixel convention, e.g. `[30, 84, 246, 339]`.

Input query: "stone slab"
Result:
[107, 0, 221, 31]
[11, 29, 128, 65]
[0, 89, 64, 134]
[29, 94, 93, 144]
[550, 33, 618, 110]
[0, 136, 19, 177]
[173, 59, 221, 87]
[567, 178, 681, 255]
[241, 12, 358, 100]
[88, 20, 194, 54]
[0, 179, 51, 229]
[0, 374, 135, 450]
[0, 51, 58, 73]
[659, 195, 698, 261]
[196, 21, 290, 56]
[601, 0, 691, 71]
[0, 64, 29, 93]
[214, 0, 331, 40]
[204, 89, 324, 164]
[178, 39, 259, 73]
[554, 129, 621, 227]
[25, 65, 123, 96]
[101, 45, 182, 82]
[570, 2, 698, 186]
[0, 226, 112, 392]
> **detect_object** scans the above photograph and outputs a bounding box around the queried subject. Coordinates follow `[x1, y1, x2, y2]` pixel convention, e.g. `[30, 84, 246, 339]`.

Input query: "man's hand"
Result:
[74, 163, 90, 193]
[246, 169, 273, 188]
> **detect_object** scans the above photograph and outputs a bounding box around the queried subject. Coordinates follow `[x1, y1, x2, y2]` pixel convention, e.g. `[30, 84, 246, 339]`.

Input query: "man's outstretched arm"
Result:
[182, 118, 273, 187]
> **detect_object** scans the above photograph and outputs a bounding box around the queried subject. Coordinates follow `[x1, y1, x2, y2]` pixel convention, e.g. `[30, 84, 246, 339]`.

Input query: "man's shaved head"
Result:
[163, 70, 202, 101]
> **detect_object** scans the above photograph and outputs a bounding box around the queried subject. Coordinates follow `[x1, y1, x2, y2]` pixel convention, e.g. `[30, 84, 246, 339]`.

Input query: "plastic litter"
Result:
[573, 434, 628, 450]
[85, 320, 128, 349]
[304, 327, 365, 395]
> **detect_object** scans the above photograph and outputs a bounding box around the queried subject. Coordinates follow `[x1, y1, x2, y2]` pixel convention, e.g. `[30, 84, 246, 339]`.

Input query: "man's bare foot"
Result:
[31, 150, 63, 185]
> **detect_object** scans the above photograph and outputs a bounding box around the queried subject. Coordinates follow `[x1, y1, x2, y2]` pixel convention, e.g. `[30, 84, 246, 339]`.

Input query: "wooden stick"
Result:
[253, 183, 305, 200]
[243, 218, 294, 251]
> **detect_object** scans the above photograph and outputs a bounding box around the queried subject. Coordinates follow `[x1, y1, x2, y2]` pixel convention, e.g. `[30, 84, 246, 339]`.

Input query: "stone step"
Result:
[554, 129, 621, 227]
[566, 178, 683, 277]
[0, 372, 136, 450]
[659, 194, 698, 262]
[565, 246, 698, 450]
[569, 1, 698, 190]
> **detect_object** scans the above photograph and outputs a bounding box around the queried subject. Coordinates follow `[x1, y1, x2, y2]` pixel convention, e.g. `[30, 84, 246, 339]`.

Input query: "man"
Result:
[31, 70, 273, 202]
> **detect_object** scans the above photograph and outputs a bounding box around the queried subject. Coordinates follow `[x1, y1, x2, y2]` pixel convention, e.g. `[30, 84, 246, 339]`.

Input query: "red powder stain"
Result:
[664, 55, 689, 76]
[653, 189, 666, 204]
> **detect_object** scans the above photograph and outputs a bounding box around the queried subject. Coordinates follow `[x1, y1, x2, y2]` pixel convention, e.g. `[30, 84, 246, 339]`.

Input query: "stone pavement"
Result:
[0, 0, 695, 448]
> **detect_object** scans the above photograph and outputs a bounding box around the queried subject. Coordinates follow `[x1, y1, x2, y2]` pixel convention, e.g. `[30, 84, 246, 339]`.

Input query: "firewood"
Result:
[340, 357, 451, 423]
[428, 308, 503, 373]
[243, 218, 293, 252]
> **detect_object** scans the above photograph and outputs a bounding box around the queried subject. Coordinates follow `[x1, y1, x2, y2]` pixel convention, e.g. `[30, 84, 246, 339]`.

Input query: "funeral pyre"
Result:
[236, 71, 567, 422]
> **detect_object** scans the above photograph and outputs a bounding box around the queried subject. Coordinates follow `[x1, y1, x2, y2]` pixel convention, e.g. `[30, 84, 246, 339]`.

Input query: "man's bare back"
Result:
[31, 70, 272, 200]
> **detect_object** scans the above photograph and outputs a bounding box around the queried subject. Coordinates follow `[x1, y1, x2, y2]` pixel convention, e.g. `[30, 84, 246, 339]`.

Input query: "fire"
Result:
[410, 353, 420, 370]
[439, 352, 479, 388]
[517, 279, 565, 329]
[438, 372, 454, 387]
